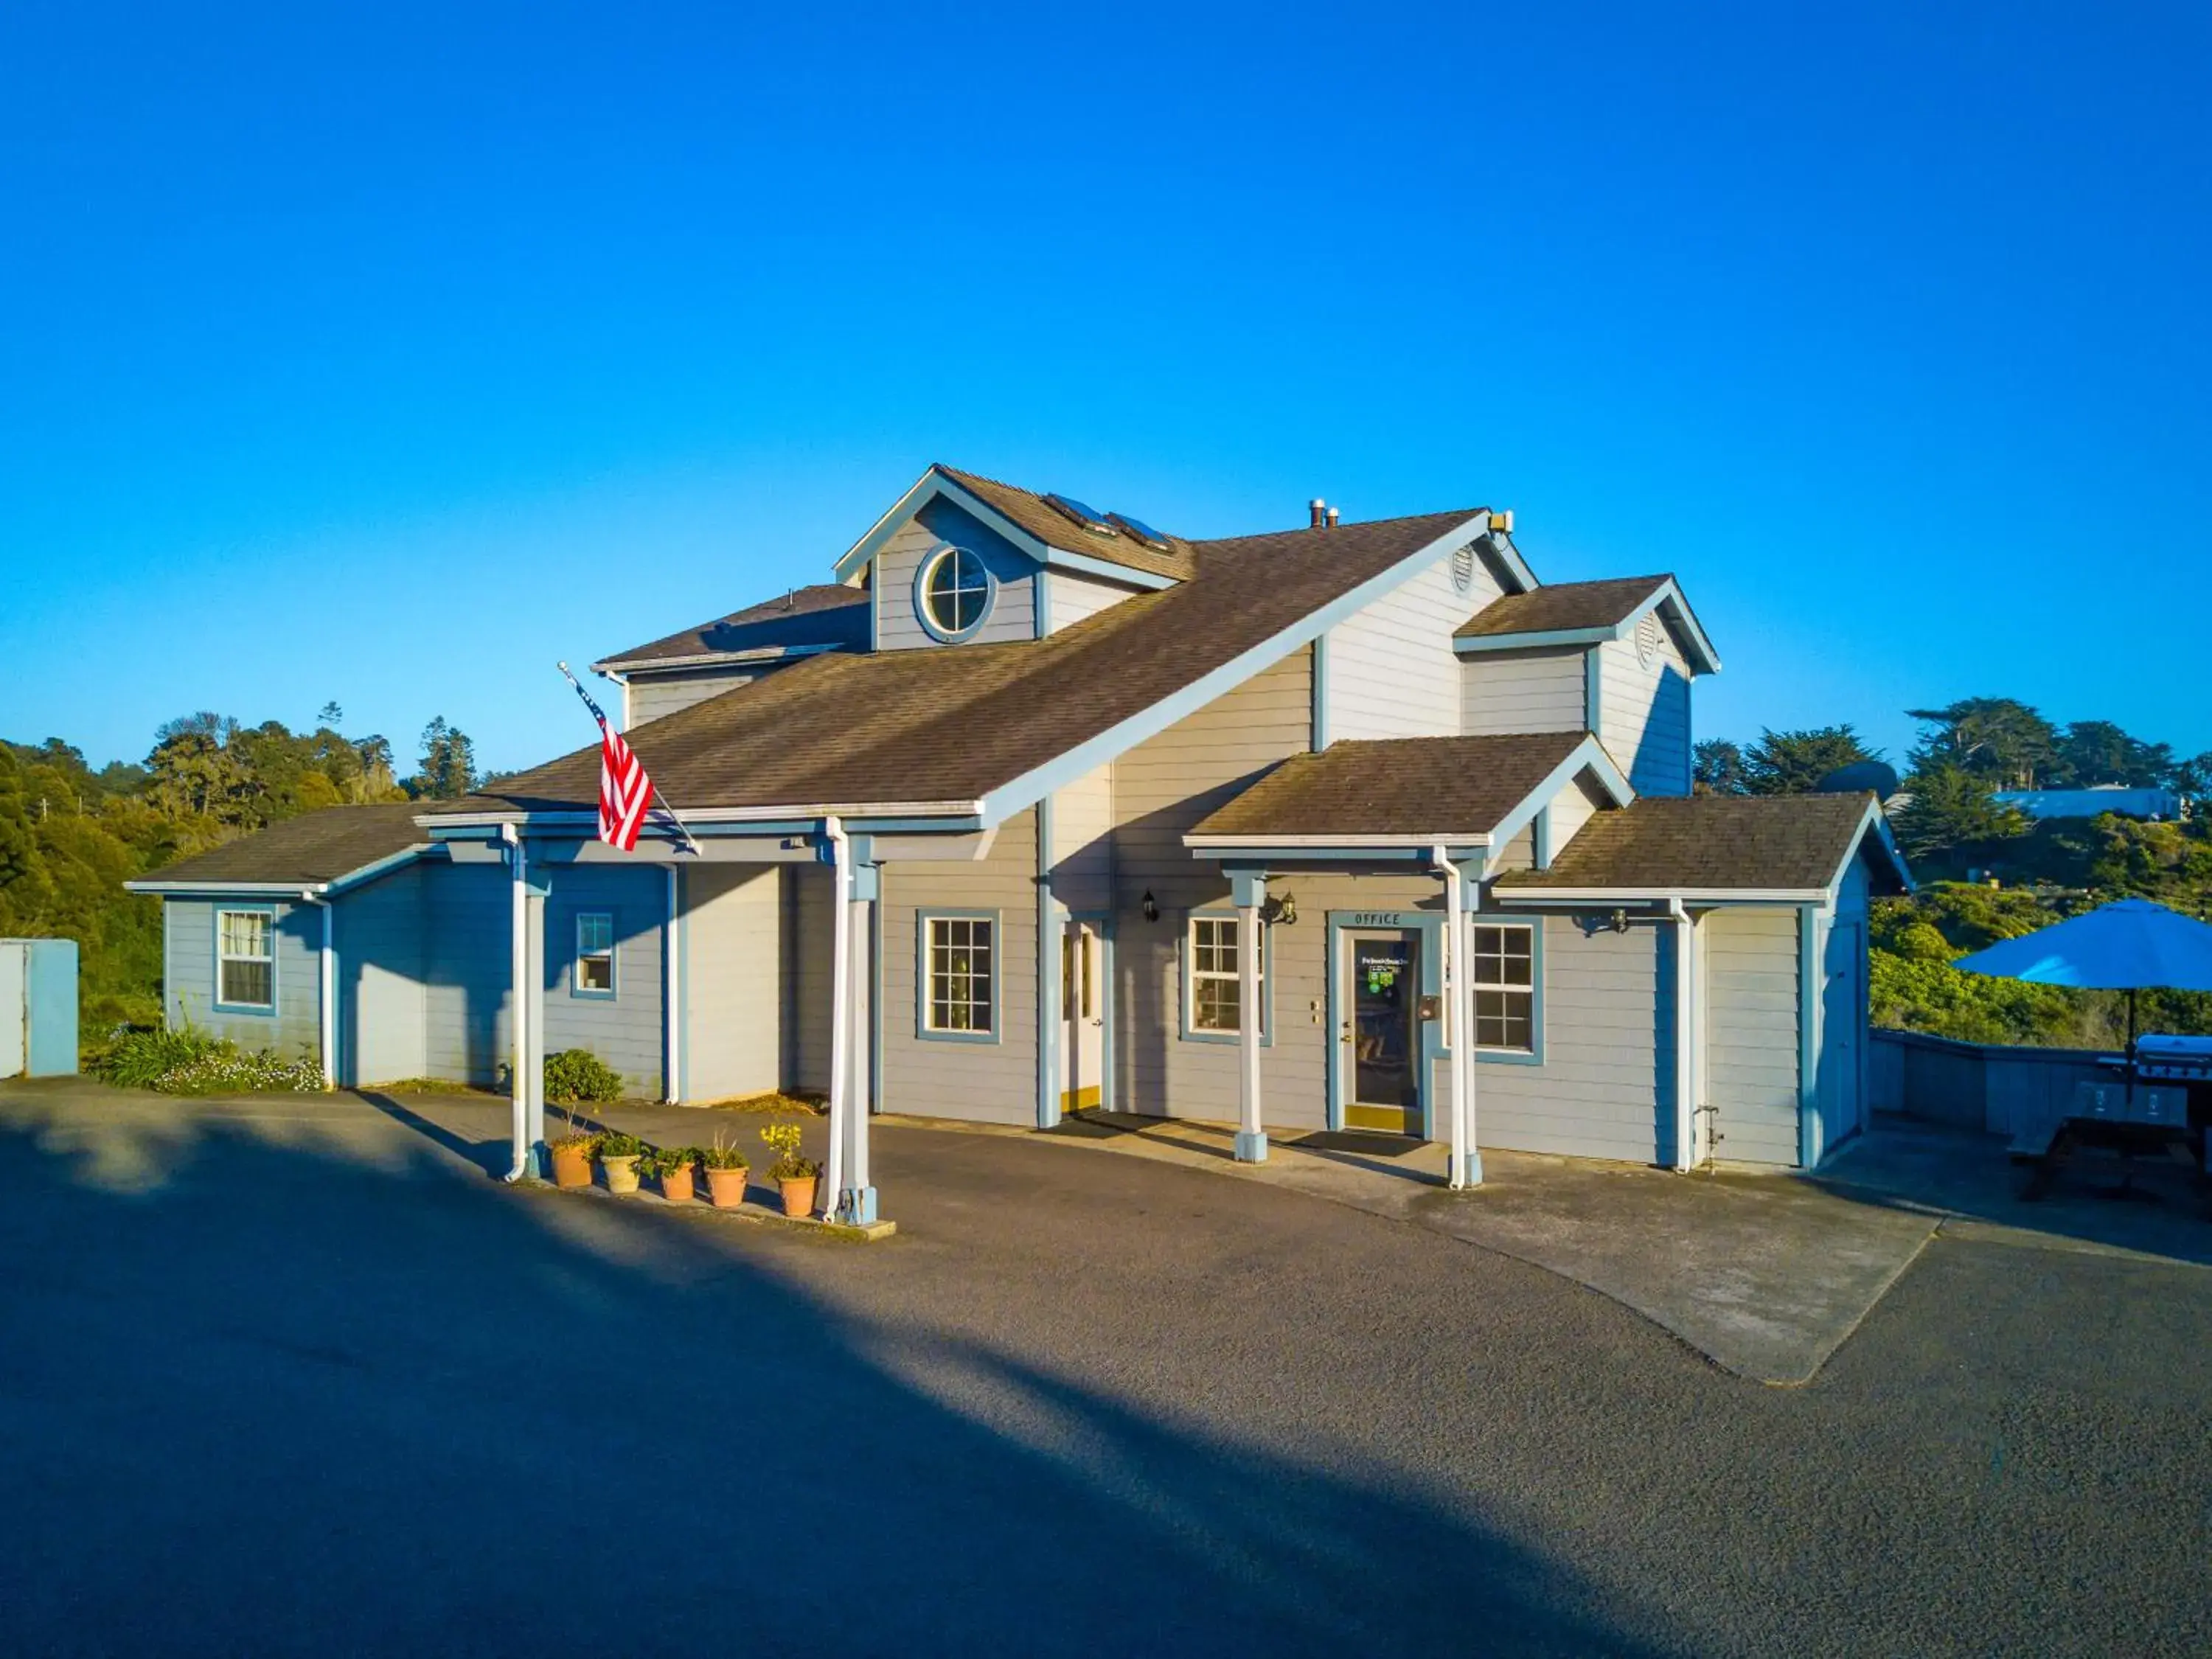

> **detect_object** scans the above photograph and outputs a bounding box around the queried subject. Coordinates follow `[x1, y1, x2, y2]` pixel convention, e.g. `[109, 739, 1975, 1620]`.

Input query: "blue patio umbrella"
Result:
[1953, 897, 2212, 1051]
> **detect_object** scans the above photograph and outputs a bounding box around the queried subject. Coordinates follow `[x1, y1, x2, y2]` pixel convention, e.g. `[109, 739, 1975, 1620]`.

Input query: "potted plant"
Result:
[650, 1145, 701, 1205]
[598, 1131, 647, 1195]
[699, 1133, 749, 1209]
[549, 1130, 599, 1189]
[760, 1122, 821, 1219]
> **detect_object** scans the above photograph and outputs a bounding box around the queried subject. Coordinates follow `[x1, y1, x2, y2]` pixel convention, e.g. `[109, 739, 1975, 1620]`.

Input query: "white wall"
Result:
[1461, 648, 1588, 737]
[873, 503, 1040, 651]
[1704, 907, 1801, 1166]
[1325, 552, 1490, 742]
[683, 864, 782, 1102]
[1598, 613, 1693, 797]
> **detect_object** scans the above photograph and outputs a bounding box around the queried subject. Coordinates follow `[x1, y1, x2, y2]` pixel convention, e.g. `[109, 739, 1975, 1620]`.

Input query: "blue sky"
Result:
[2, 2, 2206, 776]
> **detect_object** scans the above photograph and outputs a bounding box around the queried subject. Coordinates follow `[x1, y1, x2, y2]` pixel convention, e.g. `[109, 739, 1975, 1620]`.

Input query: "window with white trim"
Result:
[919, 545, 992, 637]
[1187, 914, 1265, 1034]
[575, 912, 616, 996]
[217, 909, 274, 1009]
[1471, 923, 1536, 1051]
[925, 915, 995, 1034]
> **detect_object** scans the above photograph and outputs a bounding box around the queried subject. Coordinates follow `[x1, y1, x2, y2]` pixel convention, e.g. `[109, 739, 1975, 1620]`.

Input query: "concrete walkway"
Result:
[905, 1112, 1938, 1384]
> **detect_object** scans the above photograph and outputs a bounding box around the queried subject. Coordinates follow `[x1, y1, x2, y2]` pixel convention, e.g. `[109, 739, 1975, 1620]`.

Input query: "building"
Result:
[128, 465, 1909, 1219]
[1990, 786, 2180, 823]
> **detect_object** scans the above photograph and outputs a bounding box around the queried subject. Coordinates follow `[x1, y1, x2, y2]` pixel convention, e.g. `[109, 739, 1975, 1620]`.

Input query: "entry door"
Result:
[1825, 921, 1866, 1138]
[1343, 931, 1422, 1135]
[1060, 921, 1104, 1112]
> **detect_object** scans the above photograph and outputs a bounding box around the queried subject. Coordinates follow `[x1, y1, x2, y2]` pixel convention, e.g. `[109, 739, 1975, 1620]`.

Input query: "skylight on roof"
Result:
[1106, 512, 1172, 550]
[1043, 493, 1117, 536]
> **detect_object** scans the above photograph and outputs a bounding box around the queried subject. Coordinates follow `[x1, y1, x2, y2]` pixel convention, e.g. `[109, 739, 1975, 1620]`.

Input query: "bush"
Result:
[543, 1048, 623, 1103]
[93, 1021, 323, 1095]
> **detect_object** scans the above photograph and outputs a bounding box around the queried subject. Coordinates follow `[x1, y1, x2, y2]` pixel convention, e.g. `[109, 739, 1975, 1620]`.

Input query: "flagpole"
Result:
[557, 662, 704, 856]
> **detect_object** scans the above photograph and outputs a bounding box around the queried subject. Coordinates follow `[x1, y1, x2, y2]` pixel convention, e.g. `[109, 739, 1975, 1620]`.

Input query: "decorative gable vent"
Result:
[1636, 611, 1662, 669]
[1451, 541, 1477, 594]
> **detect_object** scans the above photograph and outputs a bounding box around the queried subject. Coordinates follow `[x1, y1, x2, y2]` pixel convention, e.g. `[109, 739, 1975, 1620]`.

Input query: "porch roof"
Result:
[122, 804, 429, 894]
[1491, 793, 1910, 900]
[1183, 731, 1600, 846]
[435, 506, 1487, 824]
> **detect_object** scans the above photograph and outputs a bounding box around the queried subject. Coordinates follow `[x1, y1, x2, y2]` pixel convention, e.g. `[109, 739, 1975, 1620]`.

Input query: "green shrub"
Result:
[597, 1131, 647, 1160]
[92, 1021, 323, 1094]
[543, 1048, 623, 1103]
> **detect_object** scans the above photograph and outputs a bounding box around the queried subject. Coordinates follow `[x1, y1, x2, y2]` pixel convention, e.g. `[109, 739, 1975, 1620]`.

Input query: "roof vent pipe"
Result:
[1309, 499, 1326, 530]
[1325, 507, 1340, 529]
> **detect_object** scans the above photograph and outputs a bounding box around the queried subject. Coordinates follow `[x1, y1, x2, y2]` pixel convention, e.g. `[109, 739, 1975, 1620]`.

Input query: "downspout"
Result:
[822, 814, 851, 1219]
[302, 891, 335, 1091]
[664, 864, 681, 1105]
[1666, 898, 1696, 1172]
[503, 824, 530, 1183]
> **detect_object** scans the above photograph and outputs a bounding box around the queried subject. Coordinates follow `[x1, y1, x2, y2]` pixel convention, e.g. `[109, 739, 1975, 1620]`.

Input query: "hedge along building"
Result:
[129, 464, 1910, 1221]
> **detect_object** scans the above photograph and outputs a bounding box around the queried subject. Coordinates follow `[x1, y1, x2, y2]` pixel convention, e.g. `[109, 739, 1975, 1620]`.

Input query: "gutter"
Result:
[1666, 898, 1696, 1173]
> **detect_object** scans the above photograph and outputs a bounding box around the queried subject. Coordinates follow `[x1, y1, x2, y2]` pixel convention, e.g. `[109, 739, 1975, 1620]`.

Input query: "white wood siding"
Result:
[1548, 775, 1605, 858]
[1106, 650, 1321, 1117]
[1705, 907, 1801, 1166]
[873, 502, 1040, 652]
[1049, 763, 1116, 914]
[1325, 553, 1487, 742]
[1461, 648, 1588, 736]
[880, 807, 1040, 1125]
[682, 864, 782, 1102]
[540, 864, 666, 1098]
[1048, 573, 1141, 633]
[1478, 917, 1665, 1164]
[1598, 618, 1693, 797]
[784, 864, 832, 1094]
[628, 666, 771, 726]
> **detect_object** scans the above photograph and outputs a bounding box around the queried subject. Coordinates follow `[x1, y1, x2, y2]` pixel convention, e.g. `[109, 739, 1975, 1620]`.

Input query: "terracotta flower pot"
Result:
[551, 1143, 594, 1189]
[660, 1164, 696, 1204]
[779, 1173, 818, 1219]
[704, 1166, 748, 1209]
[601, 1155, 641, 1196]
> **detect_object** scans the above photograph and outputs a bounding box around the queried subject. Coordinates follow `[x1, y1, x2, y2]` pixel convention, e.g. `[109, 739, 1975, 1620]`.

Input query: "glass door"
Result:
[1345, 931, 1422, 1135]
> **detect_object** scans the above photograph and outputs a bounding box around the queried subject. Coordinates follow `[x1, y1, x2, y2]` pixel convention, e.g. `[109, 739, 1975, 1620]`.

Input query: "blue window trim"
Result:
[917, 907, 1002, 1044]
[1178, 908, 1275, 1046]
[573, 910, 618, 1001]
[211, 902, 278, 1016]
[914, 543, 998, 644]
[1467, 917, 1545, 1067]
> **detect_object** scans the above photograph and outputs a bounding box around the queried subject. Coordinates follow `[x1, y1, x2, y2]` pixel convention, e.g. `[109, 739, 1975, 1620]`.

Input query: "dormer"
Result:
[835, 464, 1193, 650]
[1455, 575, 1720, 797]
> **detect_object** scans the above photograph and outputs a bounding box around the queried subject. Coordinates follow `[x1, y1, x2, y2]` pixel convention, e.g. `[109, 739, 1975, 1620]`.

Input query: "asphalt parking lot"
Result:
[2, 1079, 2207, 1657]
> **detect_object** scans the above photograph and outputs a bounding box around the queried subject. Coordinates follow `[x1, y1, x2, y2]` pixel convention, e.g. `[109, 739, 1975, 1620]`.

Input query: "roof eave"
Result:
[591, 641, 844, 678]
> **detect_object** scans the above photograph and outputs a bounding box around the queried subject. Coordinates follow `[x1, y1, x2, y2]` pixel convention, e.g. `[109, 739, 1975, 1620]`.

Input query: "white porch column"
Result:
[1433, 848, 1484, 1189]
[307, 892, 335, 1090]
[524, 881, 546, 1169]
[1231, 868, 1267, 1164]
[504, 827, 530, 1182]
[663, 864, 682, 1105]
[1671, 899, 1697, 1172]
[839, 853, 880, 1223]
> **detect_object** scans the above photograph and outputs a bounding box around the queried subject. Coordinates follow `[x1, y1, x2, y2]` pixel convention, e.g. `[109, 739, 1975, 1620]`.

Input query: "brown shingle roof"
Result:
[450, 507, 1484, 817]
[1455, 575, 1671, 639]
[1493, 794, 1885, 894]
[131, 804, 428, 888]
[597, 583, 870, 670]
[1189, 733, 1590, 840]
[936, 465, 1200, 583]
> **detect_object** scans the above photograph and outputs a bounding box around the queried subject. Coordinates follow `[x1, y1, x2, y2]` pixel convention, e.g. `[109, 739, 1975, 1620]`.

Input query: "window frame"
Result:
[914, 543, 998, 643]
[574, 911, 618, 1001]
[1180, 909, 1272, 1046]
[212, 904, 278, 1015]
[917, 908, 1001, 1043]
[1467, 919, 1543, 1063]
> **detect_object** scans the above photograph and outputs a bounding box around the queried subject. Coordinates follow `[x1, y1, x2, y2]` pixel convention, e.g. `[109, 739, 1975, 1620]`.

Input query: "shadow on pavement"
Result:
[1815, 1117, 2212, 1267]
[0, 1097, 1656, 1658]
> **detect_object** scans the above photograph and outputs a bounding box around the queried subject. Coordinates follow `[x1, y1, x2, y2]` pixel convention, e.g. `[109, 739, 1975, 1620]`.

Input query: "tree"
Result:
[1740, 726, 1879, 796]
[1890, 765, 2029, 866]
[2171, 751, 2212, 800]
[1693, 739, 1749, 796]
[2055, 720, 2170, 788]
[1904, 698, 2057, 788]
[412, 717, 479, 800]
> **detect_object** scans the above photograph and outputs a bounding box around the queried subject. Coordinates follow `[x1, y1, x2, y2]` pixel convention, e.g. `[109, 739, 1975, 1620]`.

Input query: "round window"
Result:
[918, 545, 992, 639]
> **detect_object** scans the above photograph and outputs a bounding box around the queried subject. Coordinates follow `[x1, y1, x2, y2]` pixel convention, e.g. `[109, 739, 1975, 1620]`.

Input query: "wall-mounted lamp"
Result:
[1262, 891, 1298, 926]
[1140, 890, 1160, 923]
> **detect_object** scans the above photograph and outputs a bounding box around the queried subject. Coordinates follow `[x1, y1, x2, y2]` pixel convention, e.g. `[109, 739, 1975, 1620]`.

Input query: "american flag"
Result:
[597, 719, 652, 852]
[559, 665, 662, 852]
